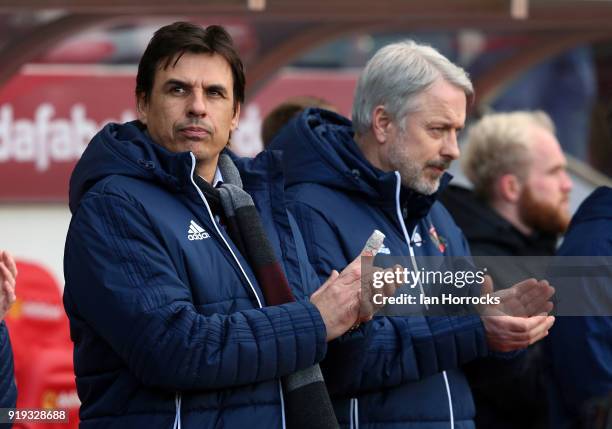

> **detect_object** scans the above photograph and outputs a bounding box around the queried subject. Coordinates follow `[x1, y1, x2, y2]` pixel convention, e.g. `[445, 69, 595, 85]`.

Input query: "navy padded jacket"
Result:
[547, 186, 612, 429]
[63, 122, 327, 428]
[0, 321, 16, 410]
[280, 108, 489, 429]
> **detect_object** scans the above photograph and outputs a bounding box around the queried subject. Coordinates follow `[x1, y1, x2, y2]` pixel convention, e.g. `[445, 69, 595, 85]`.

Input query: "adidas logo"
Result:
[187, 220, 210, 241]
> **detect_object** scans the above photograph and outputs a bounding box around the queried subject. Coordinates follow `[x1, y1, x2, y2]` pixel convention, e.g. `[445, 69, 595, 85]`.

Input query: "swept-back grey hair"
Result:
[351, 40, 474, 136]
[462, 110, 556, 200]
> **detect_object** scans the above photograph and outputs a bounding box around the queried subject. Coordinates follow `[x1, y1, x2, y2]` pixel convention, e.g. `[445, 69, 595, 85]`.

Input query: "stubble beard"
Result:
[387, 142, 446, 196]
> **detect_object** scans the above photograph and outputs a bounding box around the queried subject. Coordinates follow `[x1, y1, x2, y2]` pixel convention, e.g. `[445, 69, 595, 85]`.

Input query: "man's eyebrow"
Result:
[206, 84, 228, 95]
[163, 78, 191, 88]
[426, 119, 463, 129]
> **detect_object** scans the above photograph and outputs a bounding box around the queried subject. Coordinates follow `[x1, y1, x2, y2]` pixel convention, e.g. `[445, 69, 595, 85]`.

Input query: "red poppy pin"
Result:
[428, 225, 447, 253]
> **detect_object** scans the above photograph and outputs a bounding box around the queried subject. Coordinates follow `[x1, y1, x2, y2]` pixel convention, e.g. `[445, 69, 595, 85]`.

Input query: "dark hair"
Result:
[261, 96, 337, 147]
[136, 22, 245, 113]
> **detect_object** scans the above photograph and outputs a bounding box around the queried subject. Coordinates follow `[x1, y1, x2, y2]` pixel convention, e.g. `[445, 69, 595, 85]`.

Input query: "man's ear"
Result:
[498, 174, 523, 203]
[136, 93, 148, 124]
[230, 103, 241, 131]
[372, 105, 392, 144]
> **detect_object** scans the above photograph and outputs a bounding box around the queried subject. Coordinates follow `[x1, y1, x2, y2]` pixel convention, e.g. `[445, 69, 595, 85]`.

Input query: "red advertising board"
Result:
[0, 65, 357, 202]
[0, 65, 136, 202]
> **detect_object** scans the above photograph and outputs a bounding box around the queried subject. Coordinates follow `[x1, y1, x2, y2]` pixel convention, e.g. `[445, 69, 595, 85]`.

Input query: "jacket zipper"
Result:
[393, 172, 454, 429]
[189, 154, 264, 308]
[187, 155, 287, 428]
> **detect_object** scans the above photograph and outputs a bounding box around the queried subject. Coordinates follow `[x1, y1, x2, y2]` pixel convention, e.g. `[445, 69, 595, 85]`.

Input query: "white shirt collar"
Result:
[197, 167, 223, 187]
[212, 167, 224, 187]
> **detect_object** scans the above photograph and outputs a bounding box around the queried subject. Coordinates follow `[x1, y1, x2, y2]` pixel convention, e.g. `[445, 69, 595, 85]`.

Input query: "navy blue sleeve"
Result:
[289, 200, 488, 395]
[0, 321, 16, 408]
[64, 193, 327, 391]
[547, 225, 612, 421]
[548, 317, 612, 412]
[286, 210, 325, 298]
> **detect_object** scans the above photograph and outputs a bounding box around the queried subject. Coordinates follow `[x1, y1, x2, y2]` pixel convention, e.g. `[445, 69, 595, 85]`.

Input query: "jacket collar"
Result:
[399, 173, 452, 223]
[70, 121, 205, 212]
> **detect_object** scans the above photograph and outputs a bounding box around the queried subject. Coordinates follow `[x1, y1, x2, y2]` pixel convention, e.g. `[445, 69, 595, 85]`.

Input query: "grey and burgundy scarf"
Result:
[194, 153, 338, 429]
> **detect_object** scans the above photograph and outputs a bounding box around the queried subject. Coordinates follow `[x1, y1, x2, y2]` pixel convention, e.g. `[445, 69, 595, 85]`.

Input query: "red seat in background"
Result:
[4, 260, 79, 428]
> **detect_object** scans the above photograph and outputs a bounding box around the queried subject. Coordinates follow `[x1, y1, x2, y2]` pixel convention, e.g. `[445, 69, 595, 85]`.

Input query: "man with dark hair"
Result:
[261, 96, 336, 147]
[63, 22, 387, 428]
[135, 23, 245, 112]
[0, 250, 17, 410]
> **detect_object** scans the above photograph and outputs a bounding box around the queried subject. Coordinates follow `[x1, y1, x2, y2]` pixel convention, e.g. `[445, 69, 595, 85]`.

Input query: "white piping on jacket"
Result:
[189, 154, 264, 309]
[171, 155, 285, 428]
[354, 397, 360, 429]
[393, 171, 454, 429]
[393, 172, 428, 310]
[443, 371, 455, 429]
[172, 393, 181, 429]
[349, 397, 360, 429]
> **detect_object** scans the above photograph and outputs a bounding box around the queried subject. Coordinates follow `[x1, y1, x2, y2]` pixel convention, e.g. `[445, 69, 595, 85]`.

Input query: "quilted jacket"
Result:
[280, 108, 490, 429]
[63, 121, 327, 428]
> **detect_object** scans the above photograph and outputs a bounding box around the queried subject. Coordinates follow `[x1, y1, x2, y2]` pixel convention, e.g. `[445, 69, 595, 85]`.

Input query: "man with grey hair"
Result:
[440, 110, 572, 429]
[352, 41, 474, 196]
[278, 41, 555, 428]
